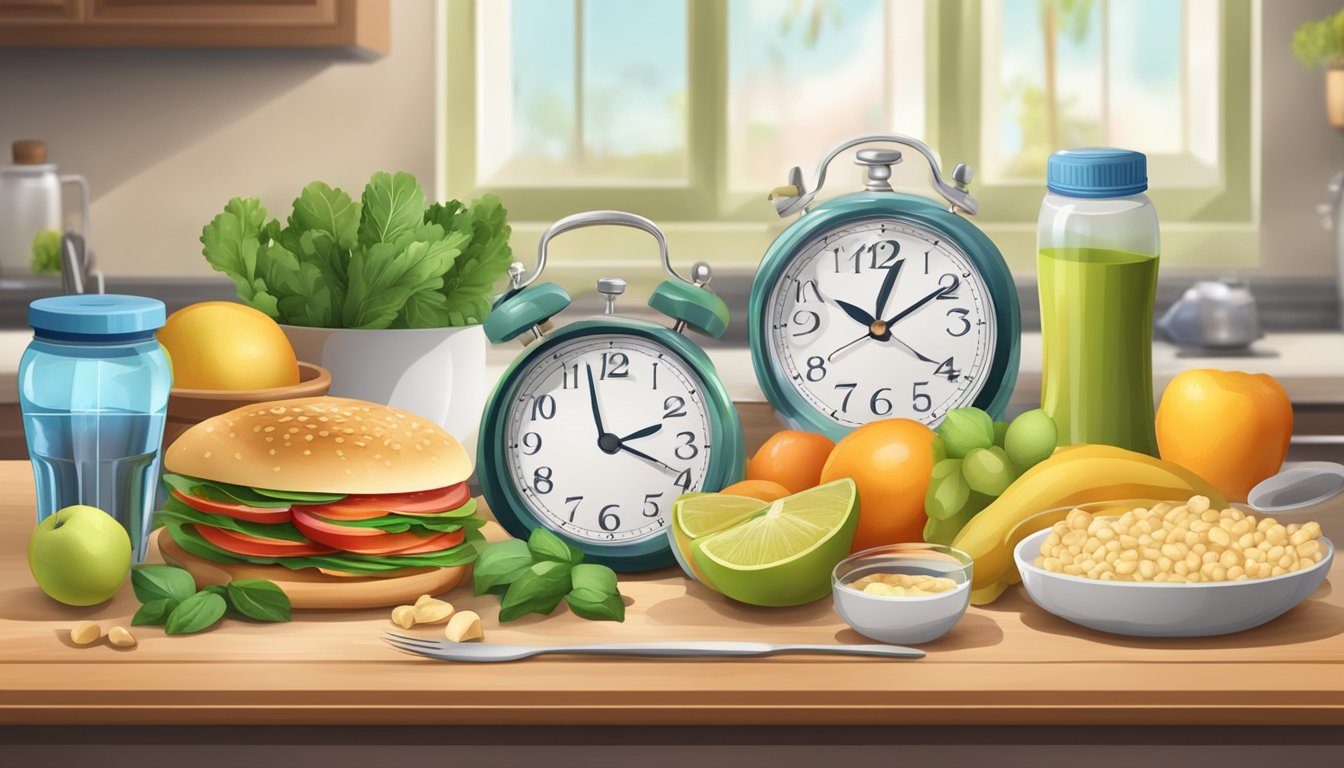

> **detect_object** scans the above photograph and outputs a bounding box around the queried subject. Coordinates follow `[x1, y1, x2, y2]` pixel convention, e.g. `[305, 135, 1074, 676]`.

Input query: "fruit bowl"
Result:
[163, 361, 331, 449]
[1014, 505, 1335, 638]
[832, 543, 973, 644]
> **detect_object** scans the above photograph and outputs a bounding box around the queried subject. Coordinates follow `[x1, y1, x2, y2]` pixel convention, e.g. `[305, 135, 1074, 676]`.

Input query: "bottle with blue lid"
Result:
[1037, 148, 1160, 456]
[20, 294, 172, 562]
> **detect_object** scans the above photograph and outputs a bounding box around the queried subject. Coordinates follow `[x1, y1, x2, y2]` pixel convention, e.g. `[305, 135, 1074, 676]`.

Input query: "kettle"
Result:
[1156, 278, 1264, 349]
[0, 139, 89, 276]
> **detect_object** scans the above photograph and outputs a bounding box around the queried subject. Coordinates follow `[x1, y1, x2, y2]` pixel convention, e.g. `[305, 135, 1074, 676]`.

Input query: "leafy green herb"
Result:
[165, 591, 228, 635]
[473, 539, 534, 596]
[498, 560, 572, 623]
[161, 473, 293, 509]
[226, 579, 292, 623]
[155, 496, 309, 541]
[131, 598, 179, 627]
[565, 588, 626, 622]
[570, 563, 619, 596]
[527, 527, 576, 565]
[167, 522, 480, 574]
[131, 564, 197, 604]
[200, 172, 511, 329]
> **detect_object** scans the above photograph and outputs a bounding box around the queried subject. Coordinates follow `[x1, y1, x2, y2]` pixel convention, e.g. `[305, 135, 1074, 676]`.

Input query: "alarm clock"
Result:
[477, 211, 744, 572]
[749, 133, 1020, 441]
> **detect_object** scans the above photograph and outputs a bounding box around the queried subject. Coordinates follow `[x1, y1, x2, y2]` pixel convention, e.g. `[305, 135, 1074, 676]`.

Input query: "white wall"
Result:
[0, 1, 1340, 278]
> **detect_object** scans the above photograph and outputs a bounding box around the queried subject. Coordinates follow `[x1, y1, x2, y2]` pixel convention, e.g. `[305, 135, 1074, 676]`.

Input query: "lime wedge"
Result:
[692, 478, 859, 606]
[668, 493, 769, 583]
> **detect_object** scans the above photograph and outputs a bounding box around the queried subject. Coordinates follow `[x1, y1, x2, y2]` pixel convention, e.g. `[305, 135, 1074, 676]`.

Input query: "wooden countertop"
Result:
[1, 461, 1343, 727]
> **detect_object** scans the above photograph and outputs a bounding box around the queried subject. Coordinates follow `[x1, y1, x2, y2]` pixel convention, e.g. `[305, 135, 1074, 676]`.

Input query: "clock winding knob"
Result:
[597, 277, 627, 315]
[855, 148, 903, 192]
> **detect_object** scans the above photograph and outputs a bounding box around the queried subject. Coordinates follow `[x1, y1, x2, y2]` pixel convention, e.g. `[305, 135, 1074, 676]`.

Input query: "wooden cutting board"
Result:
[155, 528, 470, 609]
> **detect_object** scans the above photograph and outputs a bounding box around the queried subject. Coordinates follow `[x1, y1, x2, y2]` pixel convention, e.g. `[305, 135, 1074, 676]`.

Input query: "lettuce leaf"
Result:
[157, 496, 310, 542]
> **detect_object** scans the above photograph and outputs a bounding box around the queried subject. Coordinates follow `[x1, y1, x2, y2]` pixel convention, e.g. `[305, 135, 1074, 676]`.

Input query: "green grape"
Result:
[923, 491, 994, 545]
[931, 435, 948, 465]
[924, 458, 969, 520]
[1004, 408, 1059, 471]
[936, 407, 994, 458]
[993, 421, 1010, 447]
[961, 446, 1018, 496]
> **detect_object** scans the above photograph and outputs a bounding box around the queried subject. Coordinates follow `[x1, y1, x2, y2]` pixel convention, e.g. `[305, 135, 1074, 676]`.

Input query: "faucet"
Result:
[59, 232, 103, 295]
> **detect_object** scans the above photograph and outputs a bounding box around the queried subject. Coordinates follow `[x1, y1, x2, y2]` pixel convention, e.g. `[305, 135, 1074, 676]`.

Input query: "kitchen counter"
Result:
[1, 461, 1342, 728]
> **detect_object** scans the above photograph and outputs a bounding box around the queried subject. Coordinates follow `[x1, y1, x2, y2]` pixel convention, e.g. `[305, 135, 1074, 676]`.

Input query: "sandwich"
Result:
[156, 397, 483, 578]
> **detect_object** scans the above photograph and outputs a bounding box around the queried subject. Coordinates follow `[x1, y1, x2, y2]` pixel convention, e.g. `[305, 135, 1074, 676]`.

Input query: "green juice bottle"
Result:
[1037, 148, 1159, 456]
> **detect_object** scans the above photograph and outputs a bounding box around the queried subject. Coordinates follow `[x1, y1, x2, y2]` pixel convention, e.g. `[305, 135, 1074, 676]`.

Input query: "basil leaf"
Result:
[570, 563, 619, 596]
[527, 527, 573, 565]
[202, 584, 227, 597]
[131, 598, 179, 627]
[473, 540, 533, 596]
[131, 564, 197, 604]
[498, 560, 571, 622]
[565, 588, 625, 623]
[165, 591, 228, 635]
[226, 579, 292, 623]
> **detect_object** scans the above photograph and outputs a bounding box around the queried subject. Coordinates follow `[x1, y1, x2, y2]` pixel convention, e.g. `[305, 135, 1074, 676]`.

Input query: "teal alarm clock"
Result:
[478, 211, 744, 572]
[749, 134, 1020, 441]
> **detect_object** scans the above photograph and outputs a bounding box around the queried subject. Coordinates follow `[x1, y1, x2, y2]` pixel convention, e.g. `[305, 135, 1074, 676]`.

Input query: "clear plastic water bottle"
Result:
[1037, 148, 1160, 456]
[20, 295, 171, 562]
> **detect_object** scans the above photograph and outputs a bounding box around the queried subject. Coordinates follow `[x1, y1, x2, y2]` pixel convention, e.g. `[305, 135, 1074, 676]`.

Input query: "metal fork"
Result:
[384, 632, 925, 662]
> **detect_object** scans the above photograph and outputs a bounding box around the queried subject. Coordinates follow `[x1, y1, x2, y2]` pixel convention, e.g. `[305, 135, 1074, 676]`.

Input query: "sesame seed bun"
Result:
[164, 397, 472, 494]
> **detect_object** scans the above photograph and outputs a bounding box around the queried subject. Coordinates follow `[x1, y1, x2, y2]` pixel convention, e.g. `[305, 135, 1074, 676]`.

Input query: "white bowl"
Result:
[1014, 527, 1334, 638]
[832, 543, 972, 645]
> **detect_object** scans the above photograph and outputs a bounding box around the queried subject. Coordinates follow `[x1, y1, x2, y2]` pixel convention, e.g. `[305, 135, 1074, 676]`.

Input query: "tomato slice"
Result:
[298, 482, 470, 520]
[172, 488, 292, 524]
[194, 524, 336, 558]
[291, 509, 465, 555]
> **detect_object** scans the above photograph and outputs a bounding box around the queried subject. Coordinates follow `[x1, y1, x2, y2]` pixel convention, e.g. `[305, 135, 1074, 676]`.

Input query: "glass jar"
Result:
[20, 295, 171, 562]
[1037, 148, 1159, 456]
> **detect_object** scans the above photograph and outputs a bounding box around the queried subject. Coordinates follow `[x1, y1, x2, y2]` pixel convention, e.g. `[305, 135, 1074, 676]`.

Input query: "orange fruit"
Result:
[746, 430, 836, 494]
[819, 418, 936, 552]
[718, 479, 792, 503]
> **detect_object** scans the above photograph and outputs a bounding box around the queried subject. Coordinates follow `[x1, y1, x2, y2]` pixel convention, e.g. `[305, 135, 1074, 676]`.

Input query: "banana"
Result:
[951, 444, 1226, 604]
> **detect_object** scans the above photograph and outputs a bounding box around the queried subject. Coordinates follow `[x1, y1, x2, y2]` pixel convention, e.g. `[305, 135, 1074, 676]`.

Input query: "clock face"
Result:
[504, 334, 714, 545]
[764, 217, 998, 428]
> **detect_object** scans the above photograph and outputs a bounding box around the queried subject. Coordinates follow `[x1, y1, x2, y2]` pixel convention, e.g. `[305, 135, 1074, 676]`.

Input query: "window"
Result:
[443, 0, 1258, 272]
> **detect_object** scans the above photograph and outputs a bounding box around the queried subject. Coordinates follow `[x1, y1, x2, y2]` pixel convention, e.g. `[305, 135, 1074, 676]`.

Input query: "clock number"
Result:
[533, 466, 554, 494]
[663, 395, 687, 418]
[912, 382, 933, 413]
[561, 363, 579, 389]
[598, 504, 621, 532]
[791, 310, 821, 337]
[643, 492, 664, 518]
[565, 495, 583, 522]
[651, 361, 658, 390]
[868, 239, 901, 269]
[805, 356, 827, 382]
[937, 273, 960, 300]
[870, 387, 894, 416]
[934, 357, 961, 382]
[674, 431, 699, 460]
[521, 432, 543, 455]
[600, 352, 629, 379]
[794, 279, 822, 304]
[834, 382, 857, 413]
[529, 394, 556, 421]
[946, 307, 972, 337]
[674, 469, 693, 492]
[833, 247, 860, 274]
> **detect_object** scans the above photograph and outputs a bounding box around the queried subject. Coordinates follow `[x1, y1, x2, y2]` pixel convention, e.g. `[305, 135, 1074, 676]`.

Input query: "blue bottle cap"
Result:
[1046, 147, 1147, 198]
[29, 294, 166, 338]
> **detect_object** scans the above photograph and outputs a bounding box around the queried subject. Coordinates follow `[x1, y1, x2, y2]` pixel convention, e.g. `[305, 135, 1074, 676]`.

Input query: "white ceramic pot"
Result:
[281, 324, 488, 457]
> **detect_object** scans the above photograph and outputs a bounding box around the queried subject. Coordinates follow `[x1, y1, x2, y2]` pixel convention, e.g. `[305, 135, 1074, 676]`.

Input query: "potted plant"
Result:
[199, 171, 512, 454]
[1292, 9, 1344, 128]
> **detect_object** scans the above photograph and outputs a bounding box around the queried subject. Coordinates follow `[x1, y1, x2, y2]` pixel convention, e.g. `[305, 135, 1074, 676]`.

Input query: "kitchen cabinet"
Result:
[0, 463, 1341, 728]
[0, 0, 388, 53]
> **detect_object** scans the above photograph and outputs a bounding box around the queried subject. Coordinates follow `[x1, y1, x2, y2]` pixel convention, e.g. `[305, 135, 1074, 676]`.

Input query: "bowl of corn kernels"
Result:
[1013, 496, 1334, 638]
[832, 543, 973, 644]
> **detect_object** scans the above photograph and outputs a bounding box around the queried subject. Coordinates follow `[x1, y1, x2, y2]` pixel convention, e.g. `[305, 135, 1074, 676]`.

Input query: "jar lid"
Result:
[1046, 147, 1147, 198]
[29, 294, 166, 337]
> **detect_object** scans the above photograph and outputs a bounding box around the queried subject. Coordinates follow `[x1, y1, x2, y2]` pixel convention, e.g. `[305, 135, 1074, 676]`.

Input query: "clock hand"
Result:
[883, 333, 937, 364]
[873, 257, 905, 320]
[827, 332, 871, 362]
[834, 299, 875, 328]
[585, 363, 607, 439]
[619, 423, 663, 442]
[617, 443, 675, 473]
[885, 284, 949, 326]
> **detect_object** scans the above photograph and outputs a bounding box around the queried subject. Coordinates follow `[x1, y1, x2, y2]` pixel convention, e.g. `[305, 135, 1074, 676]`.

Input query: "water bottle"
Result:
[1037, 148, 1159, 456]
[20, 295, 172, 562]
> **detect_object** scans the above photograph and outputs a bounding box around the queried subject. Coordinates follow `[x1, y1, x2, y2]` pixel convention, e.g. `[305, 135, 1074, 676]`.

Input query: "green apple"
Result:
[28, 505, 132, 606]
